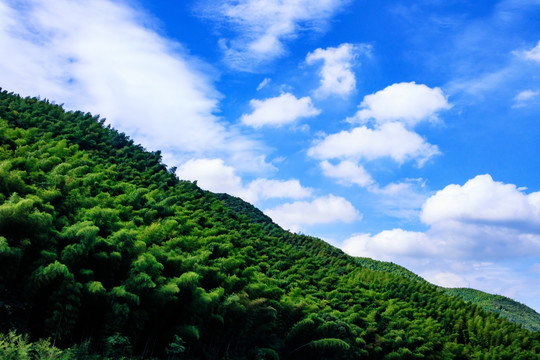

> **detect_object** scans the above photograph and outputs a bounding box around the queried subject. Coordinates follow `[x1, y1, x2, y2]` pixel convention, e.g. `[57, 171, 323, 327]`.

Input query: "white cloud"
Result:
[342, 229, 435, 261]
[320, 160, 373, 187]
[350, 82, 451, 127]
[177, 158, 244, 196]
[241, 92, 320, 128]
[344, 175, 540, 263]
[198, 0, 349, 70]
[515, 89, 539, 102]
[513, 89, 539, 107]
[421, 271, 468, 288]
[0, 0, 267, 170]
[421, 174, 540, 227]
[308, 122, 440, 166]
[176, 158, 311, 204]
[246, 178, 312, 201]
[306, 43, 364, 97]
[520, 40, 540, 62]
[265, 194, 361, 232]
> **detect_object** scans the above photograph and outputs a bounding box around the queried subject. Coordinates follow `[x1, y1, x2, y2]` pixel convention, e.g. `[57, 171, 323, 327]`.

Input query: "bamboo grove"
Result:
[0, 89, 539, 359]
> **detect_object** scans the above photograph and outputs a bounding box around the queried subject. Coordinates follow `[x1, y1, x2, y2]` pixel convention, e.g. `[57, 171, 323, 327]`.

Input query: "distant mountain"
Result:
[0, 88, 539, 359]
[353, 257, 540, 332]
[444, 288, 540, 332]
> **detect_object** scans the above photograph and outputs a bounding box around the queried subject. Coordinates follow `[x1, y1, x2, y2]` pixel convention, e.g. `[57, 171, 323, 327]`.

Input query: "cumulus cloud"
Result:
[421, 174, 540, 228]
[176, 158, 312, 204]
[349, 82, 451, 127]
[306, 43, 365, 97]
[341, 174, 540, 311]
[320, 160, 373, 187]
[0, 0, 266, 170]
[520, 40, 540, 62]
[198, 0, 349, 70]
[345, 175, 540, 262]
[265, 195, 361, 232]
[308, 122, 440, 166]
[241, 92, 320, 128]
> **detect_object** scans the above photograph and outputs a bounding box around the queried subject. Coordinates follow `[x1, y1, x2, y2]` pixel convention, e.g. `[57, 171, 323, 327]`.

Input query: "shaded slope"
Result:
[0, 89, 539, 359]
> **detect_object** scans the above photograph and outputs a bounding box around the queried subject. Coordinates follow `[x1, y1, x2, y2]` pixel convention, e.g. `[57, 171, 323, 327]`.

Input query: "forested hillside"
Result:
[0, 89, 539, 359]
[444, 288, 540, 332]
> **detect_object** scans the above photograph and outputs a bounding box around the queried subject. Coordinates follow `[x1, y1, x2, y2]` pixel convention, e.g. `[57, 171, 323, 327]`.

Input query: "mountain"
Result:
[0, 88, 539, 359]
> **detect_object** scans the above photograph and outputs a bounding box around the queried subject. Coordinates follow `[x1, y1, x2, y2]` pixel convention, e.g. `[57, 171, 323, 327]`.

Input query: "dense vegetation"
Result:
[355, 258, 540, 332]
[444, 288, 540, 332]
[0, 88, 539, 359]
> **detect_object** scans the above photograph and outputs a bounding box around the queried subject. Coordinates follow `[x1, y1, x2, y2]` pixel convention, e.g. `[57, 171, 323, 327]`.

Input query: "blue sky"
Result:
[2, 0, 540, 312]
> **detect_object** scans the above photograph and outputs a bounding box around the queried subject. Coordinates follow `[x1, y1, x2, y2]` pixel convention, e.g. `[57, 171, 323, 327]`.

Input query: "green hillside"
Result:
[444, 288, 540, 332]
[353, 257, 540, 332]
[0, 89, 539, 359]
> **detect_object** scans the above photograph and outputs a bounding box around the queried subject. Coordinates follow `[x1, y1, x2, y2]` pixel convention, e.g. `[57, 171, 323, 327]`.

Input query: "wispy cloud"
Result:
[265, 194, 361, 232]
[197, 0, 350, 71]
[513, 89, 539, 107]
[0, 0, 266, 171]
[519, 40, 540, 62]
[320, 160, 374, 187]
[256, 77, 271, 91]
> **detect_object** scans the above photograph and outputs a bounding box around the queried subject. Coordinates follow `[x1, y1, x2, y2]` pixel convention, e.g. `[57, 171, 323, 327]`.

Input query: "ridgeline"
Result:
[0, 89, 539, 359]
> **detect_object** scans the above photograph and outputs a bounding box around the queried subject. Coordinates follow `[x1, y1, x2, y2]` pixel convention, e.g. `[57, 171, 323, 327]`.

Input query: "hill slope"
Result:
[222, 194, 540, 332]
[0, 89, 539, 359]
[444, 288, 540, 332]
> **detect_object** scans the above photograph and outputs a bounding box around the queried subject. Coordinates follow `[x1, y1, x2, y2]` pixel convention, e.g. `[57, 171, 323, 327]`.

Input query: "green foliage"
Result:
[0, 89, 539, 359]
[446, 288, 540, 332]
